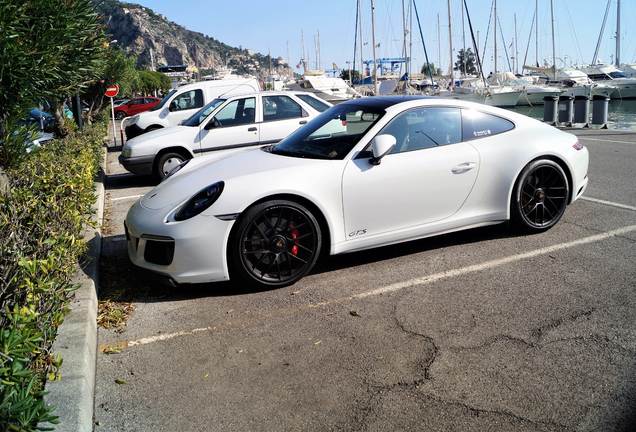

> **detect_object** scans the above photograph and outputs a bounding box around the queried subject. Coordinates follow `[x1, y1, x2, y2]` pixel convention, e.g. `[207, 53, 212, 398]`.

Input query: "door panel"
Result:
[259, 95, 307, 143]
[342, 143, 479, 237]
[197, 97, 259, 153]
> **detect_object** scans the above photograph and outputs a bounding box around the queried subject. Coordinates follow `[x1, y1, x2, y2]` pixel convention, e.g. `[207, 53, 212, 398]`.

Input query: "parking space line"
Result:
[352, 224, 636, 300]
[578, 137, 635, 144]
[581, 196, 636, 211]
[110, 194, 143, 202]
[114, 224, 636, 350]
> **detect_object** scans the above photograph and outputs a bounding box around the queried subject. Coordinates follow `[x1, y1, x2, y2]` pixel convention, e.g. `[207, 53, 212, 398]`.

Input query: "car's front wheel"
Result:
[511, 159, 569, 232]
[155, 152, 188, 180]
[229, 200, 322, 288]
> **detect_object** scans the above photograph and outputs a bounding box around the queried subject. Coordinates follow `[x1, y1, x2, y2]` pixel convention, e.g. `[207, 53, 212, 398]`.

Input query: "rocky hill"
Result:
[93, 0, 289, 77]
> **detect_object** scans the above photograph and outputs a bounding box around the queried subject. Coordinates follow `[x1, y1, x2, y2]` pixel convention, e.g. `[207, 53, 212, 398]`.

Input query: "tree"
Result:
[135, 71, 172, 95]
[421, 63, 442, 77]
[454, 48, 477, 75]
[340, 69, 361, 83]
[0, 0, 106, 162]
[82, 48, 139, 121]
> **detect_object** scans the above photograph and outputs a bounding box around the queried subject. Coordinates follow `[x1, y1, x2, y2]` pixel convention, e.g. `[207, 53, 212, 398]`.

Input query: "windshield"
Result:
[270, 104, 384, 160]
[182, 98, 226, 126]
[150, 89, 177, 111]
[609, 71, 627, 79]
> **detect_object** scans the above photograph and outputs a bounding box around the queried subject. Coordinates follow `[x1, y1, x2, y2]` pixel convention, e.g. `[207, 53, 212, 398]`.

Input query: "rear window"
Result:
[296, 94, 330, 112]
[461, 109, 515, 141]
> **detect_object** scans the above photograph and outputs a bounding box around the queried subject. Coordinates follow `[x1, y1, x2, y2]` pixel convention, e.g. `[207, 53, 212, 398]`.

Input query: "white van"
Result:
[124, 78, 260, 139]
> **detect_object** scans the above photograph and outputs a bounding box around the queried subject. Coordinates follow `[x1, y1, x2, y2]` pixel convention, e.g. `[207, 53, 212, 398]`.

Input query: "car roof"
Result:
[339, 95, 436, 109]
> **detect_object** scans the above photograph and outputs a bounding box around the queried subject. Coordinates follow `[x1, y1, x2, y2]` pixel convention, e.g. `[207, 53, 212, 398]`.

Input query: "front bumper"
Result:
[119, 154, 154, 176]
[569, 146, 589, 203]
[125, 200, 234, 284]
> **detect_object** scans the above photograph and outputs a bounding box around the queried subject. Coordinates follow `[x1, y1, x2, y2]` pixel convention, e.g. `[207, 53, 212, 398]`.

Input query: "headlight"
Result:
[163, 159, 190, 181]
[174, 181, 224, 221]
[121, 146, 132, 157]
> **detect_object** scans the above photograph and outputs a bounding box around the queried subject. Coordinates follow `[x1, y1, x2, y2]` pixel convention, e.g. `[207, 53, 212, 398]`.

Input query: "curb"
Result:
[42, 146, 107, 432]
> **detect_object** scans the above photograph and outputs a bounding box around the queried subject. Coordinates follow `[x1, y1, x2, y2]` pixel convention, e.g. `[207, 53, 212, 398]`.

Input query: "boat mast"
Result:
[535, 0, 539, 66]
[301, 30, 306, 73]
[461, 0, 466, 76]
[370, 0, 378, 90]
[616, 0, 621, 66]
[514, 14, 518, 74]
[359, 0, 364, 78]
[494, 0, 497, 76]
[447, 0, 454, 89]
[412, 0, 435, 87]
[409, 0, 413, 81]
[401, 0, 408, 92]
[592, 0, 611, 65]
[352, 0, 359, 84]
[437, 13, 441, 72]
[550, 0, 556, 80]
[317, 30, 321, 70]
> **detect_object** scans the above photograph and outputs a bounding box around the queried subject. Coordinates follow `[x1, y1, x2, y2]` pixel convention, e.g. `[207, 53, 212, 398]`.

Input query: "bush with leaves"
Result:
[0, 120, 105, 431]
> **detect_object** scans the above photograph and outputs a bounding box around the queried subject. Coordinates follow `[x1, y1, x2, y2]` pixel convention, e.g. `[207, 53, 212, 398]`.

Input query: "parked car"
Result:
[124, 78, 261, 139]
[119, 91, 331, 179]
[124, 96, 589, 287]
[113, 98, 130, 108]
[114, 97, 160, 120]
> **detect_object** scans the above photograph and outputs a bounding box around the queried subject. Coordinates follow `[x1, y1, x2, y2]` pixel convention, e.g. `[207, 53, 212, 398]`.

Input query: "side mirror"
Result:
[369, 134, 396, 165]
[205, 117, 220, 130]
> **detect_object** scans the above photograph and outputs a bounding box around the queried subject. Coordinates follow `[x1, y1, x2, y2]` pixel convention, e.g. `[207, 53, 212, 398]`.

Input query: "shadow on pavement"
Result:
[99, 222, 525, 304]
[105, 173, 158, 190]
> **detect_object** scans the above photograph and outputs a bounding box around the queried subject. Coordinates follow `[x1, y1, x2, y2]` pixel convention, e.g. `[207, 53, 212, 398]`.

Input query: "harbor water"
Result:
[507, 99, 636, 130]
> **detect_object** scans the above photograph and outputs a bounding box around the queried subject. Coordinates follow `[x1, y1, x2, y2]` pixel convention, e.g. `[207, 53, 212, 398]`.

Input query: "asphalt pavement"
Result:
[94, 129, 636, 431]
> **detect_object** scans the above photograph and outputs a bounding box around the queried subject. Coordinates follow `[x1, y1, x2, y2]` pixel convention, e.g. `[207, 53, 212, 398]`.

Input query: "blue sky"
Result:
[130, 0, 634, 74]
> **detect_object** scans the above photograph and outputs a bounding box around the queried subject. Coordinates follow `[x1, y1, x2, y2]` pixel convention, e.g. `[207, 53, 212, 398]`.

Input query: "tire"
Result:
[511, 159, 569, 232]
[229, 199, 323, 288]
[114, 111, 126, 120]
[155, 152, 187, 180]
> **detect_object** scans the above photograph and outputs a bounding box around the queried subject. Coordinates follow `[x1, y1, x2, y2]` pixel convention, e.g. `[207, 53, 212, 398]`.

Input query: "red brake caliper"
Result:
[290, 226, 300, 256]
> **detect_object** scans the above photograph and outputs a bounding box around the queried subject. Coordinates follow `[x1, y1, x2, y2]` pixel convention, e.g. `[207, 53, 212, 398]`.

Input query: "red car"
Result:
[114, 97, 160, 120]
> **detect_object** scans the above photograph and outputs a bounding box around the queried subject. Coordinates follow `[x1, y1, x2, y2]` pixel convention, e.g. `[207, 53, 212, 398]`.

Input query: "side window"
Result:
[296, 94, 330, 112]
[381, 107, 462, 154]
[212, 98, 256, 127]
[263, 95, 304, 121]
[462, 109, 514, 141]
[170, 89, 204, 112]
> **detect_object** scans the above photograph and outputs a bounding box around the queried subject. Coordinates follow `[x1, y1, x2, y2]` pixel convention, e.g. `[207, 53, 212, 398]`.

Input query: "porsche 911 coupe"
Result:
[125, 96, 589, 287]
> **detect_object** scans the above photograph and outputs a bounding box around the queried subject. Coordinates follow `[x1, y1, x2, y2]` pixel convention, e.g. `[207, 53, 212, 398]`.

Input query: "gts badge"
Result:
[348, 229, 367, 238]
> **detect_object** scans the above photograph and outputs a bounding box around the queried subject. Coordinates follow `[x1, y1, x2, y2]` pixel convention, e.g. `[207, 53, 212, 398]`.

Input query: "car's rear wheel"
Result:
[155, 152, 186, 180]
[114, 111, 126, 120]
[511, 159, 569, 232]
[229, 200, 322, 288]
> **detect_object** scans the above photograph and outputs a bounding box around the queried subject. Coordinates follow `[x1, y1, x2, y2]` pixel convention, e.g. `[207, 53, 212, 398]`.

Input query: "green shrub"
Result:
[0, 120, 105, 431]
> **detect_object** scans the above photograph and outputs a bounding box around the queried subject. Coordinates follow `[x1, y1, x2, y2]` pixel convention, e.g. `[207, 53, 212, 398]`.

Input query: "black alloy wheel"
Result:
[513, 159, 569, 231]
[231, 200, 322, 287]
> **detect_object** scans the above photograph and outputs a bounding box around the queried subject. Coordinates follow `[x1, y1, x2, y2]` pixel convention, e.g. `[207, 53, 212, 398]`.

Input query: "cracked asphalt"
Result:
[94, 130, 636, 431]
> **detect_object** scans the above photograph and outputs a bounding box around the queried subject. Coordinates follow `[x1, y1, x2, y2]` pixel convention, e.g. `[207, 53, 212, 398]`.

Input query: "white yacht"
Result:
[451, 77, 522, 107]
[490, 72, 562, 106]
[578, 64, 636, 99]
[287, 72, 360, 103]
[540, 68, 614, 99]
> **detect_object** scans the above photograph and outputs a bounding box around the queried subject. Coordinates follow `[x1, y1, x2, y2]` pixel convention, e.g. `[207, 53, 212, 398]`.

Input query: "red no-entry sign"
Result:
[105, 84, 120, 98]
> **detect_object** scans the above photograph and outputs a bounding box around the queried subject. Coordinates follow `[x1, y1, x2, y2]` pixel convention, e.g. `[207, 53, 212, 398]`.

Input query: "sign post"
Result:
[105, 84, 120, 147]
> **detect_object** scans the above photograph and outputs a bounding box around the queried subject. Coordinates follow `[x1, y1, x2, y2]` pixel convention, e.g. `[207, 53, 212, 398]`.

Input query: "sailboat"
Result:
[449, 0, 522, 107]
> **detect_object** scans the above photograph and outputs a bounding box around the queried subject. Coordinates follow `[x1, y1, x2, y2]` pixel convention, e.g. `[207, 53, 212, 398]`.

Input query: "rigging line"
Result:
[412, 0, 434, 86]
[481, 0, 495, 70]
[463, 0, 487, 86]
[522, 8, 537, 72]
[496, 14, 513, 72]
[562, 0, 584, 65]
[592, 0, 611, 65]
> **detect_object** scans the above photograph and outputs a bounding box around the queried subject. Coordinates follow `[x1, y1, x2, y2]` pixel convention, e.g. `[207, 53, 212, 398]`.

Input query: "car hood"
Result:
[141, 148, 325, 210]
[130, 125, 193, 143]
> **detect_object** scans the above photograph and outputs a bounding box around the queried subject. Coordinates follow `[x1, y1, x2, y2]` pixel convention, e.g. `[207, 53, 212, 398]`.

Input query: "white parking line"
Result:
[581, 196, 636, 211]
[117, 224, 636, 349]
[352, 224, 636, 300]
[111, 194, 143, 202]
[578, 137, 635, 144]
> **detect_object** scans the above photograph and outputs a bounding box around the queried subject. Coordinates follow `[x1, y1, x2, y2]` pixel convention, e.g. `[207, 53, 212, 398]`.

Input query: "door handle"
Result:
[299, 120, 307, 125]
[248, 127, 257, 132]
[451, 162, 476, 174]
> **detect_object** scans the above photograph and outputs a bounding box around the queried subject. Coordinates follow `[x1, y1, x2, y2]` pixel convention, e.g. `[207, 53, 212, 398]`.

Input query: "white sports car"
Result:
[125, 96, 589, 287]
